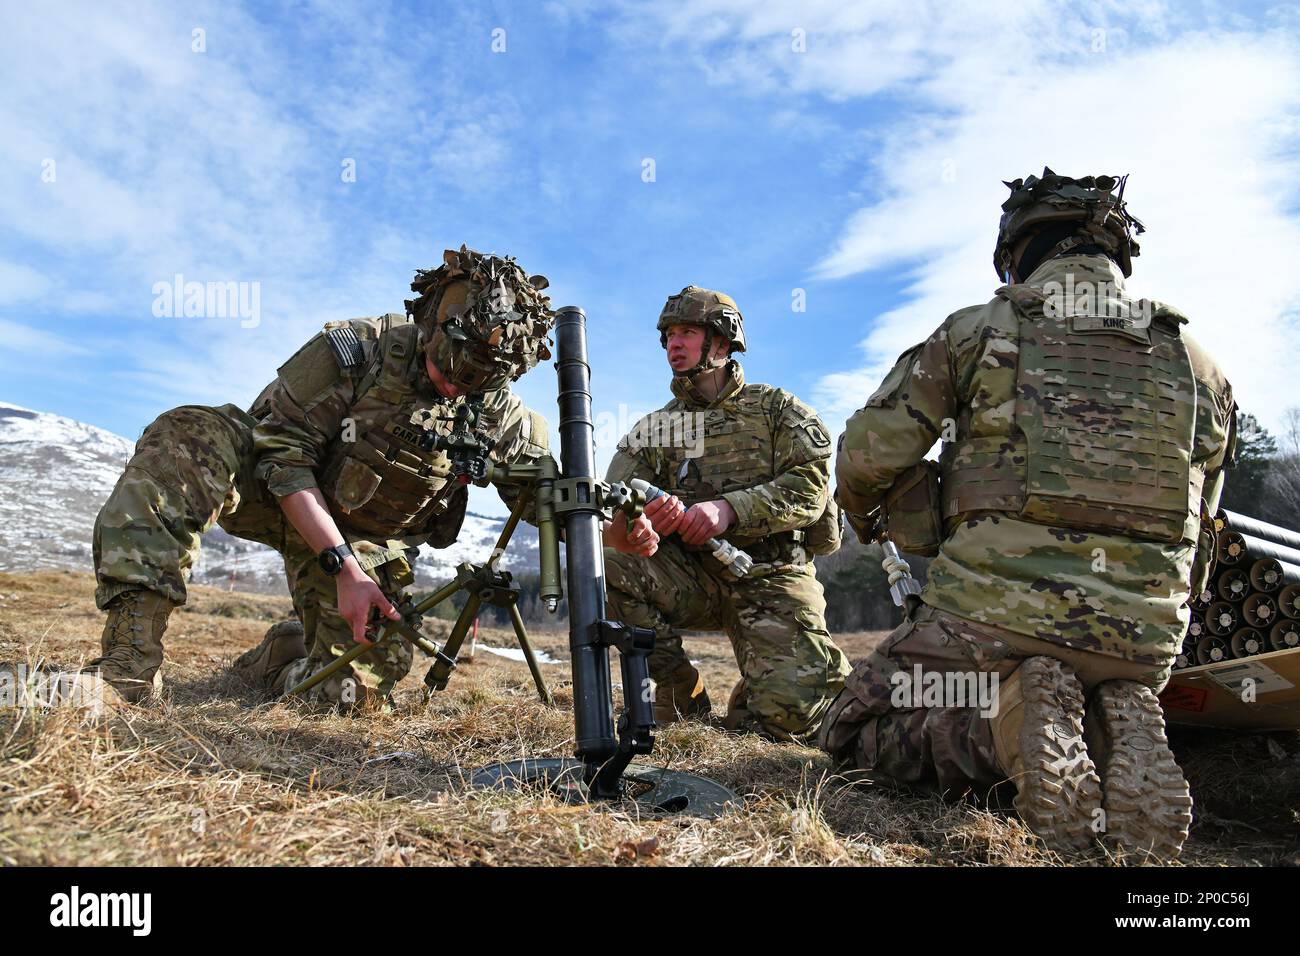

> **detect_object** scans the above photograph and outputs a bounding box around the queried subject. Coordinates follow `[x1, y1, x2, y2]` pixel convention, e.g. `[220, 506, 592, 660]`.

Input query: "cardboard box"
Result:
[1160, 646, 1300, 731]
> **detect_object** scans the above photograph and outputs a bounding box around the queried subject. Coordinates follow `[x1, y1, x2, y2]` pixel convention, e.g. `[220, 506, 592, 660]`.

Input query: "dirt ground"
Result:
[1, 570, 1296, 866]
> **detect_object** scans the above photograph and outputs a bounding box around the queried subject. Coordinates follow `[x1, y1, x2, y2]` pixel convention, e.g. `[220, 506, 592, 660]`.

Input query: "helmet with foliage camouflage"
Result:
[405, 246, 555, 393]
[994, 168, 1145, 281]
[656, 286, 746, 374]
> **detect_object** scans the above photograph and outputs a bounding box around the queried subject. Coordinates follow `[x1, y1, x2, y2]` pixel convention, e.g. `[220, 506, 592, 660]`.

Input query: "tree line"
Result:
[1220, 409, 1300, 530]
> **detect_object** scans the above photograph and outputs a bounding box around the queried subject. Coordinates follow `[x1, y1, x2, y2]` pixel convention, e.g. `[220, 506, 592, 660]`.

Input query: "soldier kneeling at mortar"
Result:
[81, 247, 555, 710]
[819, 171, 1236, 860]
[602, 286, 851, 742]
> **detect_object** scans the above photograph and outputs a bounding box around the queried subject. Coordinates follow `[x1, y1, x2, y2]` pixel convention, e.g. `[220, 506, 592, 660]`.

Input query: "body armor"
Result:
[309, 315, 546, 546]
[640, 377, 836, 559]
[654, 385, 781, 518]
[318, 319, 458, 539]
[940, 283, 1199, 545]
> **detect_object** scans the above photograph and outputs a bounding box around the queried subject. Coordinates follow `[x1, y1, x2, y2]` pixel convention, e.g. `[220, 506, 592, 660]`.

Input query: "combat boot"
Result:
[233, 620, 308, 694]
[653, 661, 712, 724]
[721, 677, 751, 731]
[84, 588, 176, 704]
[1085, 680, 1193, 861]
[990, 656, 1102, 853]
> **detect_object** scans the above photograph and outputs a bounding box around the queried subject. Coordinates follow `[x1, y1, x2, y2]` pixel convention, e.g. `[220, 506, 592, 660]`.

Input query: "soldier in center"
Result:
[602, 286, 851, 741]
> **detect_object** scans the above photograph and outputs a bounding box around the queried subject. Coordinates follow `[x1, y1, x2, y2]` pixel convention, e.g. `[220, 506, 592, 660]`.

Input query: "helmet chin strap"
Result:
[674, 328, 729, 379]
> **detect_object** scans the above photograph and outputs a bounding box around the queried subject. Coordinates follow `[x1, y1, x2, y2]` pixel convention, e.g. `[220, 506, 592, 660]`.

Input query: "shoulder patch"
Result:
[799, 418, 831, 448]
[324, 326, 366, 371]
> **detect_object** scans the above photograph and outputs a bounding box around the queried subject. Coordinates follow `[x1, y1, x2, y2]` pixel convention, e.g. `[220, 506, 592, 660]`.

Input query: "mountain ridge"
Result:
[0, 401, 538, 595]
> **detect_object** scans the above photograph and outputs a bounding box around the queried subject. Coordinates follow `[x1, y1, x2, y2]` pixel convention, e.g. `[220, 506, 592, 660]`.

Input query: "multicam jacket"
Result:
[606, 361, 839, 564]
[237, 313, 549, 552]
[836, 254, 1235, 666]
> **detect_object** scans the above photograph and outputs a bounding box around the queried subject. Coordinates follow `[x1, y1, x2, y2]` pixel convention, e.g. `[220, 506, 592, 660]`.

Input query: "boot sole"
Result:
[1013, 657, 1103, 853]
[1091, 681, 1193, 861]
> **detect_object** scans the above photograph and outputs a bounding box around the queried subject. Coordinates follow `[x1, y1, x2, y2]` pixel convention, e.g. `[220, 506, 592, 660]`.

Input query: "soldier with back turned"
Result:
[820, 171, 1236, 860]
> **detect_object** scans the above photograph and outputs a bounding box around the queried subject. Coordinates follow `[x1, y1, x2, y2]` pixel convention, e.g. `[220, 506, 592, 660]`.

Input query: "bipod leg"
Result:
[284, 631, 394, 698]
[409, 577, 466, 617]
[424, 591, 484, 693]
[508, 601, 553, 705]
[488, 488, 531, 569]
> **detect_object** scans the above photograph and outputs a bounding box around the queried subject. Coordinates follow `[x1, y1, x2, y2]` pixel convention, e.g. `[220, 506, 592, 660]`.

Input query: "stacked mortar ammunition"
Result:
[1176, 510, 1300, 669]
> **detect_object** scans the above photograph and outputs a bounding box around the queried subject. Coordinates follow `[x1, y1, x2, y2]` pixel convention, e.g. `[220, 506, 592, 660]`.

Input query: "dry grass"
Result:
[1, 570, 1296, 867]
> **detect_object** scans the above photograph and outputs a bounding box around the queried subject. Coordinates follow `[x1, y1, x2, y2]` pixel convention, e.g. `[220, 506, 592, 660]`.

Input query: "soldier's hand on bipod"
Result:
[644, 492, 686, 535]
[678, 499, 736, 546]
[337, 568, 401, 645]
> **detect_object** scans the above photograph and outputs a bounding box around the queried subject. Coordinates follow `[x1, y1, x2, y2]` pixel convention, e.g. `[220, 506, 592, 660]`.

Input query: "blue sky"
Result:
[3, 1, 1299, 515]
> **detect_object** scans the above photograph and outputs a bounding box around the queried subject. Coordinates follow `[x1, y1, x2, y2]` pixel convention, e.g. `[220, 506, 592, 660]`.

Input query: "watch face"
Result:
[320, 550, 341, 574]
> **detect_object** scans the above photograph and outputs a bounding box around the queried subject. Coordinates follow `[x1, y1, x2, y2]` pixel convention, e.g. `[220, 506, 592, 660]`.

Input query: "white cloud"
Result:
[0, 318, 92, 358]
[0, 262, 52, 306]
[429, 121, 512, 177]
[636, 1, 1300, 435]
[0, 2, 525, 414]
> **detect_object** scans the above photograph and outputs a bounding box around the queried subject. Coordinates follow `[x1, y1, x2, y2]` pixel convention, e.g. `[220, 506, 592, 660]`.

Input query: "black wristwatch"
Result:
[318, 542, 355, 576]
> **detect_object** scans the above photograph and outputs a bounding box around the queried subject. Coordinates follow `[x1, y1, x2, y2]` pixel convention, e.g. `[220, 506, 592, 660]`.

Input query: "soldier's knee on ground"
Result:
[733, 640, 848, 741]
[233, 620, 308, 694]
[727, 679, 837, 742]
[278, 657, 394, 714]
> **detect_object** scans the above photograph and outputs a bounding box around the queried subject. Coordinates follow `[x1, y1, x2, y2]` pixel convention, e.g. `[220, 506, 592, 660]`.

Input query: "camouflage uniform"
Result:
[93, 249, 554, 706]
[820, 250, 1235, 794]
[605, 359, 851, 741]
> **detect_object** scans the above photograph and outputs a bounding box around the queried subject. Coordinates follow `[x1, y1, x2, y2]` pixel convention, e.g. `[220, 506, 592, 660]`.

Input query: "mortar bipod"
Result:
[283, 490, 553, 705]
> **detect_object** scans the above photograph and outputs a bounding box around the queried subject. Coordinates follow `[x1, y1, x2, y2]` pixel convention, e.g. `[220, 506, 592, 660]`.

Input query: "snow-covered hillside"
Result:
[0, 402, 538, 595]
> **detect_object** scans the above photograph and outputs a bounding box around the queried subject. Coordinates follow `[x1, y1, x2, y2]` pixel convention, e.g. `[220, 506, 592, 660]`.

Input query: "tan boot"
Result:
[652, 661, 712, 724]
[1085, 680, 1193, 861]
[720, 677, 763, 734]
[990, 656, 1102, 853]
[233, 620, 308, 694]
[84, 589, 176, 704]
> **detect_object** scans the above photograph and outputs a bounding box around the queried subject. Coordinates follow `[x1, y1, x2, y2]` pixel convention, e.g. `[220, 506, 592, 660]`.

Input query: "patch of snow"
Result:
[476, 643, 564, 665]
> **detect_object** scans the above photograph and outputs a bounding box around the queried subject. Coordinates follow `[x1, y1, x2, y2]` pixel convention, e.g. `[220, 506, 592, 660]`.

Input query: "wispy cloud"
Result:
[0, 319, 92, 358]
[635, 1, 1300, 431]
[3, 0, 1297, 508]
[0, 1, 542, 414]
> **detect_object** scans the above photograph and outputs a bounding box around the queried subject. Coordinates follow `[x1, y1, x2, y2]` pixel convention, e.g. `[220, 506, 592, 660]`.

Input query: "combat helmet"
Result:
[994, 168, 1145, 281]
[656, 285, 746, 375]
[406, 246, 555, 393]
